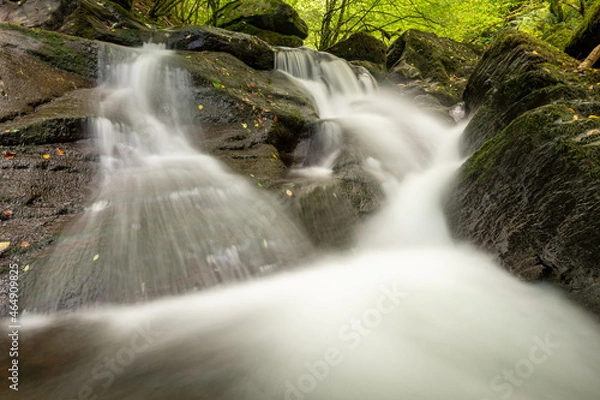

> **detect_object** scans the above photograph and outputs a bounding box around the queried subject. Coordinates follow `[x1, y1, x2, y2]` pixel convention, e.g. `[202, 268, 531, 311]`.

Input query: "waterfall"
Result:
[21, 44, 312, 311]
[5, 46, 600, 400]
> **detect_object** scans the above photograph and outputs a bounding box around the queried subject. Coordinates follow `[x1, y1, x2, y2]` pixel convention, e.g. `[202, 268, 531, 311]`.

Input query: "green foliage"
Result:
[140, 0, 593, 49]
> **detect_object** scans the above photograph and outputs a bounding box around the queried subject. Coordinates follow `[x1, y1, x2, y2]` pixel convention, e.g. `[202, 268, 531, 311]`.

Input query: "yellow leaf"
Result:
[0, 242, 9, 252]
[198, 104, 204, 110]
[4, 151, 16, 160]
[249, 174, 255, 178]
[2, 209, 13, 218]
[589, 115, 600, 119]
[42, 154, 50, 159]
[257, 182, 263, 187]
[220, 84, 225, 89]
[286, 189, 292, 197]
[241, 122, 247, 128]
[23, 265, 30, 272]
[93, 254, 99, 261]
[568, 108, 576, 113]
[19, 241, 30, 247]
[532, 50, 538, 55]
[573, 115, 579, 120]
[56, 147, 65, 156]
[263, 239, 268, 248]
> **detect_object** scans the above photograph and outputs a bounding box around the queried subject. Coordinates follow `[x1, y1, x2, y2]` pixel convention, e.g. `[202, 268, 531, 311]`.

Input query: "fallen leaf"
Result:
[0, 242, 9, 252]
[241, 122, 248, 128]
[20, 241, 30, 248]
[42, 154, 51, 159]
[589, 115, 600, 119]
[573, 114, 579, 120]
[532, 50, 539, 55]
[56, 147, 65, 156]
[198, 104, 204, 110]
[263, 239, 268, 248]
[257, 182, 263, 187]
[273, 115, 278, 122]
[2, 209, 13, 218]
[4, 151, 16, 160]
[93, 254, 99, 261]
[568, 108, 576, 113]
[286, 189, 292, 197]
[23, 265, 30, 272]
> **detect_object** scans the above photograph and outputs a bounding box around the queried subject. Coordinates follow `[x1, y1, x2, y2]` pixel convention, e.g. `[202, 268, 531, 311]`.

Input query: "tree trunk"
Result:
[578, 43, 600, 71]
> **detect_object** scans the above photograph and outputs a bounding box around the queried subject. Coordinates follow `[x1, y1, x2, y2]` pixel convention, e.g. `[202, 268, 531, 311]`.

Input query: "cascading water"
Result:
[4, 46, 600, 400]
[21, 44, 312, 311]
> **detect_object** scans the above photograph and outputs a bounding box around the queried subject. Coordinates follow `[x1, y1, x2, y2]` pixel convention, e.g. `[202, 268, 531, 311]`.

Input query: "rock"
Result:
[462, 31, 591, 154]
[0, 0, 148, 47]
[155, 25, 276, 70]
[223, 22, 303, 47]
[386, 29, 482, 106]
[325, 31, 386, 65]
[0, 22, 321, 310]
[565, 2, 600, 61]
[446, 30, 600, 314]
[446, 103, 600, 314]
[217, 0, 308, 42]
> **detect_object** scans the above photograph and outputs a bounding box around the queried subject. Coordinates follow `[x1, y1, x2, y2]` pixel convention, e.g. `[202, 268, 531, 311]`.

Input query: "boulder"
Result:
[0, 0, 148, 47]
[445, 30, 600, 314]
[461, 31, 591, 154]
[217, 0, 308, 45]
[155, 25, 276, 70]
[565, 2, 600, 61]
[0, 24, 323, 304]
[222, 22, 303, 47]
[386, 29, 482, 106]
[325, 31, 386, 65]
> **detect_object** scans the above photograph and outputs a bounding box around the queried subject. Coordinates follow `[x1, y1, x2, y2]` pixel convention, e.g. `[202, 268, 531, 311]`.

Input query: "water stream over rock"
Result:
[4, 45, 600, 399]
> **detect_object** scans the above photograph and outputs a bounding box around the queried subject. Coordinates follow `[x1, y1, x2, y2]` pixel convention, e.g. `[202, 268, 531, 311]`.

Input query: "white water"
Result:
[6, 46, 600, 399]
[22, 44, 311, 311]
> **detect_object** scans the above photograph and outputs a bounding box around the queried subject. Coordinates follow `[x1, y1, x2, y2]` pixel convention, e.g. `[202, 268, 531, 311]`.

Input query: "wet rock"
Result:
[565, 2, 600, 61]
[325, 31, 386, 65]
[156, 25, 275, 70]
[386, 29, 482, 106]
[217, 0, 308, 45]
[446, 30, 600, 315]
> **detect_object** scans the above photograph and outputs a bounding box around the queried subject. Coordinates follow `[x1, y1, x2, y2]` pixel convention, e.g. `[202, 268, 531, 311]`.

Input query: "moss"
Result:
[1, 23, 97, 79]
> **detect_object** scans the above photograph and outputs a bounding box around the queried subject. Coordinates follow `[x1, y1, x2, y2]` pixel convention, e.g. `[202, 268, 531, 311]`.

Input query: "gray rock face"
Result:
[446, 31, 600, 315]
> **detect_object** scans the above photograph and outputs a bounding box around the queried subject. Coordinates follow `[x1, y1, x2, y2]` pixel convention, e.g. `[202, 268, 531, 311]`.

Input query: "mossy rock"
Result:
[0, 0, 145, 46]
[565, 2, 600, 61]
[157, 25, 276, 70]
[325, 31, 386, 65]
[462, 30, 600, 154]
[446, 102, 600, 314]
[217, 0, 308, 39]
[224, 22, 303, 47]
[386, 29, 482, 106]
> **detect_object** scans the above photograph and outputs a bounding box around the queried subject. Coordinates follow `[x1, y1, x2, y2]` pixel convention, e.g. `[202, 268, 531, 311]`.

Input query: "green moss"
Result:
[1, 23, 97, 79]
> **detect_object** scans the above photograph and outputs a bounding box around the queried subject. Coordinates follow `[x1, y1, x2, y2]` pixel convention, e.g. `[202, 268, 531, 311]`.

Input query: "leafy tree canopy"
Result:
[137, 0, 595, 49]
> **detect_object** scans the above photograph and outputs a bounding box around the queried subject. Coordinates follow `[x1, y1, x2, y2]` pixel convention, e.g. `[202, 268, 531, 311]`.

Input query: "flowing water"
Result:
[21, 44, 312, 311]
[4, 46, 600, 399]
